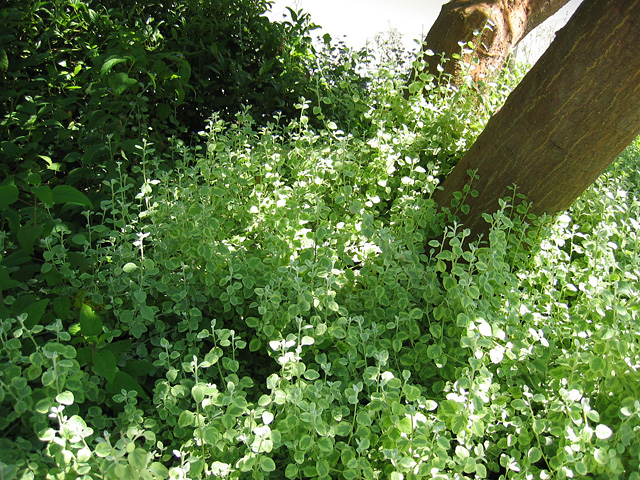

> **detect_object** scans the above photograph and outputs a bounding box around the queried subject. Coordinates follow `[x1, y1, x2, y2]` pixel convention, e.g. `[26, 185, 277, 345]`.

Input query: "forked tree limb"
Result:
[410, 0, 571, 87]
[432, 0, 640, 242]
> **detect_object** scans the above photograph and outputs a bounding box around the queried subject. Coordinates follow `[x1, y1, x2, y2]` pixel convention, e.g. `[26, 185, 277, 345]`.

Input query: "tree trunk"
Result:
[411, 0, 570, 87]
[432, 0, 640, 242]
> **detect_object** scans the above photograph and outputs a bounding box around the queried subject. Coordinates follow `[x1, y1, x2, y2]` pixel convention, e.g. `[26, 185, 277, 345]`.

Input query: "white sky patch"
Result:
[267, 0, 583, 63]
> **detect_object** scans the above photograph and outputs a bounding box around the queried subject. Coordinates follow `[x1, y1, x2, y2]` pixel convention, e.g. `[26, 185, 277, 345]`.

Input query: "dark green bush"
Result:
[0, 0, 319, 174]
[0, 0, 371, 340]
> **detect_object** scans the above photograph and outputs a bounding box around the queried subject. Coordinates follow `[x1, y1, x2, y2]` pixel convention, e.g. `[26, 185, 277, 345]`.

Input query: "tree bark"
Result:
[432, 0, 640, 241]
[411, 0, 570, 87]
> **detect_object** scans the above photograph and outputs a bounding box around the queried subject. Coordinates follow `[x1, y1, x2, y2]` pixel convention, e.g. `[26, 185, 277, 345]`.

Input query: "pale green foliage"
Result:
[1, 19, 640, 480]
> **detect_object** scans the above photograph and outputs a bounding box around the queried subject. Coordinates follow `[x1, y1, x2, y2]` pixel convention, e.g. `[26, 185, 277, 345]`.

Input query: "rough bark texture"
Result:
[412, 0, 570, 86]
[432, 0, 640, 241]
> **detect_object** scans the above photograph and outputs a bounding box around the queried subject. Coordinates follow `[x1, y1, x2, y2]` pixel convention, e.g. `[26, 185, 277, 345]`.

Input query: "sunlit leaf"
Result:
[595, 424, 613, 440]
[80, 303, 103, 336]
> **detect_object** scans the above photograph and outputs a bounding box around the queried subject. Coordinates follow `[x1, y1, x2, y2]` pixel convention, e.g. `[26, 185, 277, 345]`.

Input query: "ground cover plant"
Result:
[1, 1, 640, 479]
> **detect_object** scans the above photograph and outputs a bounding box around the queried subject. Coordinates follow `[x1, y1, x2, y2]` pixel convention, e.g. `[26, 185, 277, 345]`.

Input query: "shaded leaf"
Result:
[128, 448, 148, 470]
[17, 224, 43, 255]
[0, 47, 8, 71]
[107, 371, 147, 399]
[52, 185, 93, 208]
[22, 299, 50, 329]
[101, 56, 128, 75]
[0, 185, 19, 209]
[93, 349, 117, 382]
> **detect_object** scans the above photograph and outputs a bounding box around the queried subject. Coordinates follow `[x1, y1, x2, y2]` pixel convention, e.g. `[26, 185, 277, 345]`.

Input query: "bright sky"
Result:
[266, 0, 583, 62]
[266, 0, 445, 51]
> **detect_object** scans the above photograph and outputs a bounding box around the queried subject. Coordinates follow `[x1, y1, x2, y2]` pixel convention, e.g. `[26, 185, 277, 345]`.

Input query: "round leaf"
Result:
[55, 391, 74, 406]
[259, 456, 276, 472]
[128, 448, 148, 470]
[595, 424, 613, 440]
[528, 447, 542, 463]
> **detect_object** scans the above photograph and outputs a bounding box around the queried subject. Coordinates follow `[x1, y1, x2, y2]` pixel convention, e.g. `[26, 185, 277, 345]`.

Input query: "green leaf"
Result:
[438, 399, 460, 417]
[528, 447, 542, 463]
[52, 185, 93, 208]
[128, 448, 148, 470]
[55, 391, 74, 406]
[532, 418, 545, 434]
[109, 72, 138, 95]
[595, 424, 613, 439]
[303, 465, 318, 477]
[343, 468, 359, 480]
[148, 462, 169, 478]
[33, 186, 53, 206]
[450, 414, 466, 435]
[202, 426, 219, 446]
[249, 338, 262, 351]
[403, 384, 421, 402]
[107, 371, 147, 399]
[298, 435, 313, 451]
[17, 224, 43, 256]
[316, 459, 330, 477]
[157, 103, 171, 121]
[594, 448, 608, 465]
[93, 349, 117, 382]
[259, 456, 276, 472]
[123, 262, 138, 273]
[95, 442, 113, 458]
[336, 421, 351, 436]
[303, 369, 320, 380]
[80, 303, 103, 336]
[21, 299, 50, 329]
[317, 437, 334, 452]
[426, 343, 442, 359]
[42, 370, 57, 387]
[245, 317, 260, 327]
[178, 410, 195, 427]
[38, 428, 56, 442]
[575, 461, 588, 475]
[0, 185, 19, 209]
[0, 47, 8, 71]
[398, 416, 412, 434]
[0, 266, 20, 292]
[35, 398, 53, 414]
[134, 290, 147, 304]
[192, 384, 205, 403]
[285, 463, 299, 479]
[101, 56, 128, 75]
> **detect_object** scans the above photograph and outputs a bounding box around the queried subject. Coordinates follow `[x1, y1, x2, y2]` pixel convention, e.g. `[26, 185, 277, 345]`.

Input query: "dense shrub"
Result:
[0, 0, 372, 367]
[1, 3, 640, 479]
[1, 0, 319, 173]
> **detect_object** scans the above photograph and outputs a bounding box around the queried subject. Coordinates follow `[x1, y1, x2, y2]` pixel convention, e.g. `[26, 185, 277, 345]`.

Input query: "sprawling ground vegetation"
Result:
[1, 1, 639, 479]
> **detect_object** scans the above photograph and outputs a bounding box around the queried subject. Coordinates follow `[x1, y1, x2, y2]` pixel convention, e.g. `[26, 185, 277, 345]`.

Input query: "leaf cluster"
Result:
[1, 5, 640, 479]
